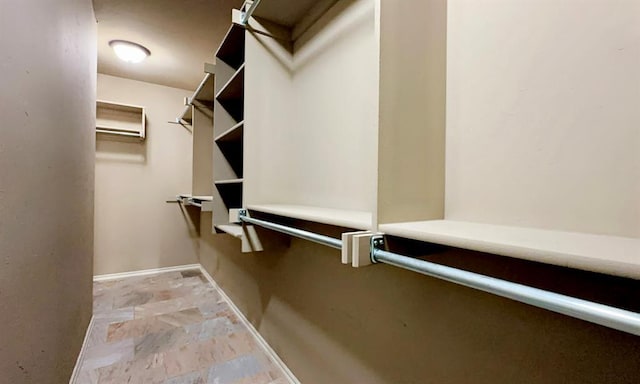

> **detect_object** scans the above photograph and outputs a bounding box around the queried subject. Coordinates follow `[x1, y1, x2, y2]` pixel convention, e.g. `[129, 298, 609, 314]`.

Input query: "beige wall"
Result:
[0, 0, 96, 382]
[94, 74, 198, 275]
[445, 0, 640, 237]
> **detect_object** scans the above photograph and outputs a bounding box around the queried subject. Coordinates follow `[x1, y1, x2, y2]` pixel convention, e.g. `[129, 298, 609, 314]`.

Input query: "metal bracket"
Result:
[238, 209, 248, 219]
[370, 235, 384, 264]
[240, 0, 262, 25]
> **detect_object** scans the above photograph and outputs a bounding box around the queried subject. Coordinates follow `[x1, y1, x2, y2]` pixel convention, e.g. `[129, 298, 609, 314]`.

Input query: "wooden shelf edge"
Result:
[247, 204, 372, 230]
[215, 23, 245, 69]
[217, 224, 244, 239]
[215, 64, 245, 101]
[214, 121, 244, 142]
[379, 220, 640, 279]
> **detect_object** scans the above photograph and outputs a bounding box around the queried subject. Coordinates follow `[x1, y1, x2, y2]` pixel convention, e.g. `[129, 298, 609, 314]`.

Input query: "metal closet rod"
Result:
[238, 210, 342, 249]
[237, 211, 640, 336]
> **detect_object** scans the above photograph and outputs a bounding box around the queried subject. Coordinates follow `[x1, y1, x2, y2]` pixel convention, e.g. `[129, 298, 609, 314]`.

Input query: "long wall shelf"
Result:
[96, 100, 146, 140]
[192, 72, 215, 106]
[247, 204, 372, 231]
[379, 220, 640, 279]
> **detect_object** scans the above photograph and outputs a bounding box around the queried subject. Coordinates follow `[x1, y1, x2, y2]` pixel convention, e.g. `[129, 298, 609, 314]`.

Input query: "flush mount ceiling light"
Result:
[109, 40, 150, 63]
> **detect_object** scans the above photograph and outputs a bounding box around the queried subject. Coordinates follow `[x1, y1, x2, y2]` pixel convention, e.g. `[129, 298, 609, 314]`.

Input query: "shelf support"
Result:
[240, 0, 262, 25]
[369, 236, 640, 336]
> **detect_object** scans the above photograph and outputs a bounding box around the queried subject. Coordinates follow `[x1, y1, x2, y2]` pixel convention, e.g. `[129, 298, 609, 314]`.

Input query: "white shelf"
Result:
[217, 224, 244, 238]
[176, 104, 192, 125]
[214, 121, 244, 143]
[379, 220, 640, 279]
[178, 194, 213, 201]
[247, 204, 372, 230]
[96, 100, 145, 139]
[216, 64, 244, 99]
[192, 73, 215, 104]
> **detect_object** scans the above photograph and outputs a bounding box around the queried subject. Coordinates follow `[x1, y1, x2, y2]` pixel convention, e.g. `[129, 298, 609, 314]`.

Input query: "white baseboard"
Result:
[68, 315, 95, 384]
[198, 265, 301, 384]
[93, 264, 201, 282]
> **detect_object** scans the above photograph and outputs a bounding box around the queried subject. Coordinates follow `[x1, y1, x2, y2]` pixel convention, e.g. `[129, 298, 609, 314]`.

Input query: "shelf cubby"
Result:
[214, 120, 244, 143]
[212, 15, 246, 231]
[215, 64, 245, 122]
[248, 204, 372, 231]
[216, 24, 245, 70]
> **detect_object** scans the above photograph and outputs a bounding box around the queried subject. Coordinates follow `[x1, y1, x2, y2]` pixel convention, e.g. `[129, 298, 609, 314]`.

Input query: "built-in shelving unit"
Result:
[96, 100, 146, 140]
[213, 0, 640, 282]
[214, 120, 244, 143]
[212, 20, 246, 230]
[242, 0, 377, 232]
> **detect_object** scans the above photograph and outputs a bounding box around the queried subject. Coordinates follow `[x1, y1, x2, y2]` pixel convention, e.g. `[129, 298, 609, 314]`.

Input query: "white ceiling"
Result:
[94, 0, 243, 91]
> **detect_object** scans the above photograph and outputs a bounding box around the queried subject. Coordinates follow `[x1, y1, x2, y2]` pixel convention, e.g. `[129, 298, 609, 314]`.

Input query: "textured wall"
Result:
[94, 74, 198, 275]
[445, 0, 640, 237]
[0, 0, 97, 382]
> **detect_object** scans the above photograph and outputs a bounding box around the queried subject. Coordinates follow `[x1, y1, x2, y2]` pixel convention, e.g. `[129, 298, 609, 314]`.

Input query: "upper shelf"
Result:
[178, 105, 193, 125]
[96, 100, 145, 140]
[379, 220, 640, 280]
[247, 204, 372, 231]
[250, 0, 339, 29]
[216, 24, 245, 70]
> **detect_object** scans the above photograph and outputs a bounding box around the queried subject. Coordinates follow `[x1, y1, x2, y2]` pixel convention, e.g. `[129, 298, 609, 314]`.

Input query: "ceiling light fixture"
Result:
[109, 40, 150, 64]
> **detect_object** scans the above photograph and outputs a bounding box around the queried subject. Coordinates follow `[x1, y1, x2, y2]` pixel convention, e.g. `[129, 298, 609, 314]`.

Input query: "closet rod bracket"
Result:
[370, 235, 384, 264]
[240, 0, 262, 25]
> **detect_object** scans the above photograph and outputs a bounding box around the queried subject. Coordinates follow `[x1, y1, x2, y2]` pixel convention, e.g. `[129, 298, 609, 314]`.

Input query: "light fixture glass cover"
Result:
[109, 40, 150, 63]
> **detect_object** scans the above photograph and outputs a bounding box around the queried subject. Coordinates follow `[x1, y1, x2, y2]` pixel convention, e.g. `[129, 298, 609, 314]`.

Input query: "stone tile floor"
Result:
[72, 269, 290, 384]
